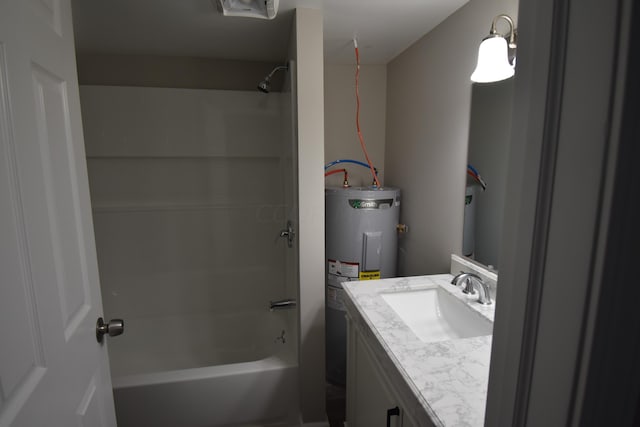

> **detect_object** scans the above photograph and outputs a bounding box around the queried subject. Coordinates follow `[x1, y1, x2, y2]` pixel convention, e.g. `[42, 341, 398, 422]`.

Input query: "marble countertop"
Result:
[342, 274, 495, 427]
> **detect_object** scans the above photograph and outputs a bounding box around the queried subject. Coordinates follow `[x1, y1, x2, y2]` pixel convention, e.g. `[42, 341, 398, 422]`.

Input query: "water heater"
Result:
[325, 186, 401, 385]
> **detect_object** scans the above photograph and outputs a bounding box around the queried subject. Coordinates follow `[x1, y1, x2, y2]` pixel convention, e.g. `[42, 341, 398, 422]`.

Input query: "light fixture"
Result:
[215, 0, 279, 20]
[470, 14, 517, 83]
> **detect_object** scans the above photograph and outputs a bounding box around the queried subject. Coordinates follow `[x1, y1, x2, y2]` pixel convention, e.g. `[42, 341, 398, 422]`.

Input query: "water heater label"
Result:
[348, 199, 394, 209]
[359, 271, 381, 280]
[327, 259, 359, 278]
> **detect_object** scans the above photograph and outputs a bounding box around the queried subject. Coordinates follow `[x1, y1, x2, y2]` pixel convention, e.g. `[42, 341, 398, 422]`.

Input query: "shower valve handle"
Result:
[96, 317, 124, 343]
[279, 220, 295, 248]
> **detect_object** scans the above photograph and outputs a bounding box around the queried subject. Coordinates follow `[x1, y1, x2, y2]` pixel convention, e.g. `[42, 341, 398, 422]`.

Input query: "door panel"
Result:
[0, 43, 48, 423]
[0, 0, 116, 425]
[31, 63, 91, 340]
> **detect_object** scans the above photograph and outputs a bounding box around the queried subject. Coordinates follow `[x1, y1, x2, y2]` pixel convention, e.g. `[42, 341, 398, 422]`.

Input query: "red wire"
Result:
[355, 47, 381, 188]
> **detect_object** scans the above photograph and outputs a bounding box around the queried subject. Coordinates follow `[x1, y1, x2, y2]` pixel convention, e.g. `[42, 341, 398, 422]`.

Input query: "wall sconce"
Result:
[470, 14, 517, 83]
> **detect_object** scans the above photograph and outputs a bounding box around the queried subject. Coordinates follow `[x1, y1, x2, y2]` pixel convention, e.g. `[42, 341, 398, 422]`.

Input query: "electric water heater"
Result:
[325, 186, 400, 385]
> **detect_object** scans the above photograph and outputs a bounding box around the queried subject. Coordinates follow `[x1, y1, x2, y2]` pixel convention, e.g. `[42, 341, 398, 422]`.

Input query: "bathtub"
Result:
[107, 310, 299, 427]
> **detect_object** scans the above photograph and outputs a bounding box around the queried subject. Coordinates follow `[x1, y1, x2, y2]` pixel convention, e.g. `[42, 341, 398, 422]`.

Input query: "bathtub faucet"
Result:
[275, 330, 286, 344]
[270, 299, 297, 311]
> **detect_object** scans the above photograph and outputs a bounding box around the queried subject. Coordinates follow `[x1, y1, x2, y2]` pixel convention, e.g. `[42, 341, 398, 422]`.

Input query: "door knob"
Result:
[96, 317, 124, 343]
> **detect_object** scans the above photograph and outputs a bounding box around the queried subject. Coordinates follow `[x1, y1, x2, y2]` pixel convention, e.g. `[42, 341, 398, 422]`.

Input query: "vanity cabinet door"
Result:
[346, 316, 407, 427]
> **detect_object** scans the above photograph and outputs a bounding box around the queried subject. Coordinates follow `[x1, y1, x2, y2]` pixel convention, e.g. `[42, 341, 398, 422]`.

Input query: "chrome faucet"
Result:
[451, 272, 479, 293]
[451, 272, 492, 305]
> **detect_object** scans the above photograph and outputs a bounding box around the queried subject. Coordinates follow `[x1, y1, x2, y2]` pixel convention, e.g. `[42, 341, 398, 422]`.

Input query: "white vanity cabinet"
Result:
[345, 312, 430, 427]
[342, 270, 496, 427]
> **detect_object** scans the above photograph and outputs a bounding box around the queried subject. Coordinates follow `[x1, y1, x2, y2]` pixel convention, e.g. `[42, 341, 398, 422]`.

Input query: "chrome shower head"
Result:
[257, 64, 288, 93]
[257, 78, 271, 93]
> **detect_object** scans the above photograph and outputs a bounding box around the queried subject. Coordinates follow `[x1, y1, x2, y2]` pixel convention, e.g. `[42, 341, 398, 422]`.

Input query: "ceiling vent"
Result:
[215, 0, 279, 20]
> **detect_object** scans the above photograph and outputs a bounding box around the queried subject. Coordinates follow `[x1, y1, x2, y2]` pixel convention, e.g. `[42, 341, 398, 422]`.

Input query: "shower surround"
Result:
[80, 85, 298, 426]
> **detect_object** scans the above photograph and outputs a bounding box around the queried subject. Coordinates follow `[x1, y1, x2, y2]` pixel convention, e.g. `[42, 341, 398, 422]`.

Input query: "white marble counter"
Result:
[343, 274, 495, 427]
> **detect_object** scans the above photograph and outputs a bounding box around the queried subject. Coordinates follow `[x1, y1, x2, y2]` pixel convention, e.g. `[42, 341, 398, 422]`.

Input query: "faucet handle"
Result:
[461, 277, 477, 295]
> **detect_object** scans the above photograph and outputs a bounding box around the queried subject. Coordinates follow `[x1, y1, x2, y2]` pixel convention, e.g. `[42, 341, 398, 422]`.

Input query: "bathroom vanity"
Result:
[343, 256, 496, 427]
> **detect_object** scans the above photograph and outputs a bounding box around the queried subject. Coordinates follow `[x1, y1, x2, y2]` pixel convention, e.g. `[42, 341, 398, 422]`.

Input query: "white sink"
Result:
[381, 287, 493, 343]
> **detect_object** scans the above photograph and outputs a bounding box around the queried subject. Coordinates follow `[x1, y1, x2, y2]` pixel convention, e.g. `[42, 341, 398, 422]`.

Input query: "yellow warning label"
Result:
[359, 271, 381, 280]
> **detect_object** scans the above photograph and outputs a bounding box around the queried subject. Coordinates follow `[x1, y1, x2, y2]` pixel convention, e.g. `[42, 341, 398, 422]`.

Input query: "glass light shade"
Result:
[470, 36, 515, 83]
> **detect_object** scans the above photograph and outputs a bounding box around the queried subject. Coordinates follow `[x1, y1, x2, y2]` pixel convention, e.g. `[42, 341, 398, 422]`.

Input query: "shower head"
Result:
[257, 64, 288, 93]
[257, 78, 271, 93]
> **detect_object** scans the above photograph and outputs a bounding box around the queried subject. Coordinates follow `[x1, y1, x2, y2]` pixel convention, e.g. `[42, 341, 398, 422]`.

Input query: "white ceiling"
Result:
[72, 0, 469, 65]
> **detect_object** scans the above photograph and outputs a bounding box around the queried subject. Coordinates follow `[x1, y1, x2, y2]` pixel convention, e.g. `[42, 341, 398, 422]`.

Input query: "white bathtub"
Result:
[108, 310, 299, 427]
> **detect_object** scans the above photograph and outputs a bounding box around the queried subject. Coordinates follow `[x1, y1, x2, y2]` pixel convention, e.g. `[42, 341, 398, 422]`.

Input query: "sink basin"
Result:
[381, 287, 493, 343]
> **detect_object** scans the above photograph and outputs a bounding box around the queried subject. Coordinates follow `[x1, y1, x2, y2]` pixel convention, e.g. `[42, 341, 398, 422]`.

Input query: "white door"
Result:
[0, 0, 117, 426]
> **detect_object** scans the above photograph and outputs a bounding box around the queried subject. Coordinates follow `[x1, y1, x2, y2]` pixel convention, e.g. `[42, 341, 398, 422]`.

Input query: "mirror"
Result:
[463, 78, 515, 270]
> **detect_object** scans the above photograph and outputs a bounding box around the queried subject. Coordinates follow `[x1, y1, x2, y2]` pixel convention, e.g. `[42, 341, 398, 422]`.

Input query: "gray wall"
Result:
[385, 0, 519, 275]
[324, 64, 387, 187]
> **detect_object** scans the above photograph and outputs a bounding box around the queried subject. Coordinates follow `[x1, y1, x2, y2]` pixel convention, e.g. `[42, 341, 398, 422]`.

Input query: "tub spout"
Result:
[270, 299, 297, 311]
